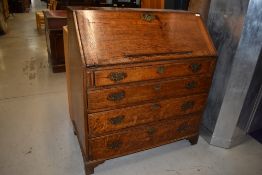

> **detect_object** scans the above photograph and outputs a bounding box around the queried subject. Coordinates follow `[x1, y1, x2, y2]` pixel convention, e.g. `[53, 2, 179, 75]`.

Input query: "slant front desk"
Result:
[66, 8, 217, 174]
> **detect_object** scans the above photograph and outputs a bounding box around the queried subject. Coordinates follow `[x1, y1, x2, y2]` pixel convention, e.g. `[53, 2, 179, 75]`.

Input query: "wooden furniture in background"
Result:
[35, 11, 45, 31]
[2, 0, 8, 18]
[0, 0, 9, 34]
[145, 0, 191, 10]
[8, 0, 30, 13]
[67, 8, 216, 175]
[47, 0, 57, 10]
[44, 10, 67, 72]
[35, 0, 58, 31]
[141, 0, 165, 9]
[63, 26, 73, 121]
[188, 0, 211, 22]
[56, 0, 93, 9]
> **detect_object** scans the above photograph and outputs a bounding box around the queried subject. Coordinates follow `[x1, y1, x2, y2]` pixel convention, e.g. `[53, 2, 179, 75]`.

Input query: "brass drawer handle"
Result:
[151, 103, 161, 110]
[181, 101, 195, 111]
[108, 72, 127, 82]
[176, 123, 190, 132]
[107, 91, 125, 101]
[147, 127, 156, 135]
[185, 81, 197, 89]
[109, 115, 125, 125]
[190, 63, 202, 73]
[142, 13, 156, 22]
[107, 140, 122, 150]
[156, 66, 165, 74]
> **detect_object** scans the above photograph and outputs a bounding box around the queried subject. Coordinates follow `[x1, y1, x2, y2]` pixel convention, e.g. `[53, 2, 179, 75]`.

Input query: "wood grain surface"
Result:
[87, 75, 212, 111]
[88, 93, 208, 136]
[94, 58, 215, 86]
[89, 115, 201, 161]
[75, 10, 216, 66]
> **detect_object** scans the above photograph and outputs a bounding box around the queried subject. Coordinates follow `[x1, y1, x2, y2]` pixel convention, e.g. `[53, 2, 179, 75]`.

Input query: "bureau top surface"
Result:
[74, 9, 216, 67]
[44, 10, 67, 18]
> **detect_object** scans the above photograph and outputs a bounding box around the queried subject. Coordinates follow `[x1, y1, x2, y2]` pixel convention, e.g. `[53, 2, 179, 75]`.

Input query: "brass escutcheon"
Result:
[154, 84, 162, 91]
[185, 81, 197, 89]
[176, 123, 190, 132]
[108, 72, 127, 82]
[181, 101, 195, 111]
[151, 103, 161, 110]
[190, 63, 202, 73]
[147, 127, 156, 135]
[142, 13, 156, 22]
[107, 91, 125, 101]
[107, 140, 122, 150]
[109, 115, 125, 125]
[157, 66, 165, 74]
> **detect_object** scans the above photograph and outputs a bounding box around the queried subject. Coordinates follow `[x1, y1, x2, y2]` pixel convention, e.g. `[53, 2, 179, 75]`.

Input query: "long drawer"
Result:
[94, 59, 215, 87]
[88, 93, 207, 136]
[89, 115, 201, 161]
[87, 76, 211, 111]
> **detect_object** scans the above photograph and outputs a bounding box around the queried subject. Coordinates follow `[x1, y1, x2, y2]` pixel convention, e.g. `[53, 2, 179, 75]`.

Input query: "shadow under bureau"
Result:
[66, 8, 217, 175]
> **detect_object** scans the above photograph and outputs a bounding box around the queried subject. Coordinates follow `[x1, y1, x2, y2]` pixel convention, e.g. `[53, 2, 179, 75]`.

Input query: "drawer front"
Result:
[88, 76, 211, 111]
[89, 115, 201, 161]
[88, 94, 207, 136]
[94, 59, 215, 86]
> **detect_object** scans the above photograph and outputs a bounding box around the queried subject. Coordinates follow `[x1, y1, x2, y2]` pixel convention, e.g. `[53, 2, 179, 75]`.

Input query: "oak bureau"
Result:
[66, 7, 217, 175]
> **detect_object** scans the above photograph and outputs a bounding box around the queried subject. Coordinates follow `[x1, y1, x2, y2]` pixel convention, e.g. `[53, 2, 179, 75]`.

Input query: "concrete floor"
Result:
[0, 1, 262, 175]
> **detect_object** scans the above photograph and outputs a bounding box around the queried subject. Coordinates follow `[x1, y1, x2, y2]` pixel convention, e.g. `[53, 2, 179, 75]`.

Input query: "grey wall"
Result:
[238, 49, 262, 133]
[202, 0, 262, 148]
[203, 0, 250, 133]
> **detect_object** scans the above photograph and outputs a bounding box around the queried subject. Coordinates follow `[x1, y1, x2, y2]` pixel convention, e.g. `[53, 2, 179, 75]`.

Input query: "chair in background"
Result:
[47, 0, 57, 10]
[35, 11, 45, 31]
[35, 0, 57, 32]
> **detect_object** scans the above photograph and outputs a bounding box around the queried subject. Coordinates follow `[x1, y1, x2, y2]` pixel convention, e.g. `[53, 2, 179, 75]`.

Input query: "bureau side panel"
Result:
[67, 10, 87, 156]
